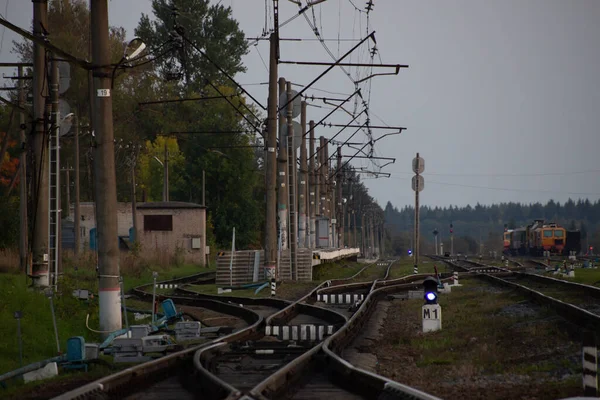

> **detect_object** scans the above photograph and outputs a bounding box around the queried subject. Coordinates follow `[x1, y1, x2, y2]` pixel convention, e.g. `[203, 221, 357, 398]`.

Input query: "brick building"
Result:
[65, 201, 207, 265]
[135, 202, 207, 265]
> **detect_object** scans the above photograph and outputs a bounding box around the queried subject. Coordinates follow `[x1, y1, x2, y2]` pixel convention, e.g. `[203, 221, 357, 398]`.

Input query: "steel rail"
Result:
[52, 272, 281, 400]
[185, 260, 386, 399]
[445, 259, 600, 332]
[249, 266, 449, 399]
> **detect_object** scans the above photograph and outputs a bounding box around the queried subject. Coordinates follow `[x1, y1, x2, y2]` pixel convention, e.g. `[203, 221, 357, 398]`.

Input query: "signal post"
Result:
[412, 153, 424, 273]
[422, 276, 442, 333]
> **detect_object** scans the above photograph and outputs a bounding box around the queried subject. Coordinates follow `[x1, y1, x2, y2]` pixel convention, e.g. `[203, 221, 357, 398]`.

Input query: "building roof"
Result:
[136, 201, 206, 210]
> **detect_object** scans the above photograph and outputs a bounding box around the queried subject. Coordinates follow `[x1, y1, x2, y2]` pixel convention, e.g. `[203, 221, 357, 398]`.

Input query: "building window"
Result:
[144, 215, 173, 231]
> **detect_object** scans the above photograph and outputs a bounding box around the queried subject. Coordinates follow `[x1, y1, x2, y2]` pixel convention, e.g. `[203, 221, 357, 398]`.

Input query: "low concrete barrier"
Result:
[311, 248, 360, 266]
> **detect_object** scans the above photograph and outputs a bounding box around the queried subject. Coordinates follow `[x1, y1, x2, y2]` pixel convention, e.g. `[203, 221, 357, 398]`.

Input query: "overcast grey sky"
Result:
[1, 0, 599, 210]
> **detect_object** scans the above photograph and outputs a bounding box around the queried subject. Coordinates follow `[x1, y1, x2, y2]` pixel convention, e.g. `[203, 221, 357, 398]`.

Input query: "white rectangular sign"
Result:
[422, 305, 441, 320]
[97, 89, 111, 97]
[422, 304, 442, 333]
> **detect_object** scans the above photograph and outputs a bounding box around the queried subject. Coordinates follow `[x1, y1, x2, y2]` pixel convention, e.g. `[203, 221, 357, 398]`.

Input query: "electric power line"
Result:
[388, 176, 600, 196]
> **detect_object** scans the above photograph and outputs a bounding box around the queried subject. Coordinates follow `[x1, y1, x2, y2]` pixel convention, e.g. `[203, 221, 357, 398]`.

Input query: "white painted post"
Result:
[229, 227, 235, 287]
[152, 271, 158, 324]
[422, 304, 442, 333]
[583, 331, 598, 397]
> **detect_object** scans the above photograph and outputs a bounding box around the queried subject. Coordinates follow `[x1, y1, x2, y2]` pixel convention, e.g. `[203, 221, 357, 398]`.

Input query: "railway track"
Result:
[246, 261, 447, 400]
[54, 272, 288, 400]
[55, 260, 449, 399]
[191, 261, 389, 399]
[445, 258, 600, 332]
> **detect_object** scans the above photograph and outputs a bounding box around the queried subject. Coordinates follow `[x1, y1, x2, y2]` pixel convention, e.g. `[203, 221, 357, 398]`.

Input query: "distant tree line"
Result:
[384, 199, 600, 256]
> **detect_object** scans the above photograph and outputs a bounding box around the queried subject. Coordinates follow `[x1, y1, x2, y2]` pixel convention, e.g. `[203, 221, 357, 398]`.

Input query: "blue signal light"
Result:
[425, 292, 437, 302]
[408, 250, 412, 255]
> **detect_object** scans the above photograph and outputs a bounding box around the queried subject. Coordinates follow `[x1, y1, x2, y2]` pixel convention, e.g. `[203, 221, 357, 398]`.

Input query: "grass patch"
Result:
[549, 268, 600, 287]
[0, 261, 211, 377]
[312, 260, 366, 281]
[0, 274, 102, 375]
[388, 258, 439, 279]
[60, 263, 214, 294]
[376, 279, 580, 381]
[0, 362, 119, 400]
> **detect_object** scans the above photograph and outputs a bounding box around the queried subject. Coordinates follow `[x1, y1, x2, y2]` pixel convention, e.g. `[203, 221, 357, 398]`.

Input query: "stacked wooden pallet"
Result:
[215, 249, 313, 285]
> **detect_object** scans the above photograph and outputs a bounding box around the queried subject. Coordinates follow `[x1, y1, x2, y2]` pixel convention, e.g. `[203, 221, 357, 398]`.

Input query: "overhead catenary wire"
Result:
[387, 176, 600, 197]
[386, 169, 600, 178]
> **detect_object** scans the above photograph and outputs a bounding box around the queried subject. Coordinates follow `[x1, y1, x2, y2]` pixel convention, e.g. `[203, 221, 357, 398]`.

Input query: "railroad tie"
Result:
[155, 284, 179, 289]
[317, 293, 364, 304]
[265, 324, 335, 341]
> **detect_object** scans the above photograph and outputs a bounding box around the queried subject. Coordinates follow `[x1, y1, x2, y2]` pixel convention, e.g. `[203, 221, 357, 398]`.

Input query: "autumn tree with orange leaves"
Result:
[0, 132, 20, 190]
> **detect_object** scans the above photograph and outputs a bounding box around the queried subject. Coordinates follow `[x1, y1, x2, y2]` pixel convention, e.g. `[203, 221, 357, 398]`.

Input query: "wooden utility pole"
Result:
[92, 0, 121, 333]
[18, 65, 28, 273]
[31, 0, 49, 286]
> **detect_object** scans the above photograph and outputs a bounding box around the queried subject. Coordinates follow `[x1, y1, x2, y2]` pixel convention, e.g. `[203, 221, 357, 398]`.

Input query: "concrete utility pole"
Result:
[369, 214, 376, 254]
[380, 223, 385, 256]
[18, 65, 28, 273]
[298, 101, 308, 248]
[163, 140, 169, 202]
[361, 212, 366, 256]
[377, 223, 383, 257]
[286, 82, 298, 280]
[336, 147, 343, 248]
[324, 144, 332, 246]
[74, 117, 80, 255]
[308, 120, 316, 248]
[62, 166, 73, 218]
[130, 147, 139, 246]
[277, 78, 288, 252]
[31, 0, 49, 286]
[92, 0, 121, 333]
[319, 137, 327, 246]
[353, 209, 357, 249]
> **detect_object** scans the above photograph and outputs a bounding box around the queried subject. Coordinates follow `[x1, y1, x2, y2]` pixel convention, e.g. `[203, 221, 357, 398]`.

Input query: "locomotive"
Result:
[503, 220, 580, 256]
